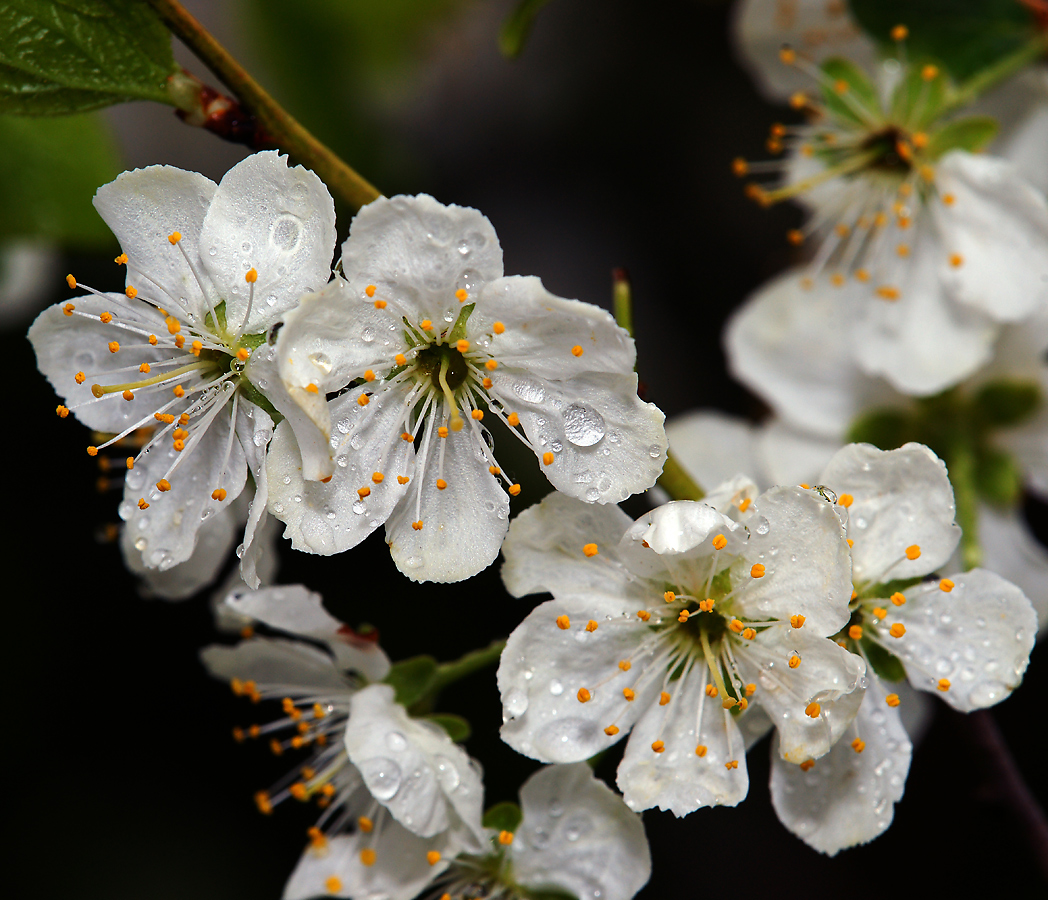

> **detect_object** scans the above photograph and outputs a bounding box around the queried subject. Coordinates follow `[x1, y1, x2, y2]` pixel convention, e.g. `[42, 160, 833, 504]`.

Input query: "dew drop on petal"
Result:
[504, 689, 528, 717]
[360, 757, 402, 800]
[385, 731, 407, 752]
[562, 403, 606, 447]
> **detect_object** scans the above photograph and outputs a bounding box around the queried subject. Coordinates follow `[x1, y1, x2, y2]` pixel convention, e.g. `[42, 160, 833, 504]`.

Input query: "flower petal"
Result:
[819, 443, 960, 584]
[234, 401, 275, 590]
[513, 764, 651, 900]
[755, 418, 841, 486]
[498, 596, 661, 763]
[886, 569, 1036, 711]
[199, 151, 336, 334]
[666, 410, 763, 489]
[200, 636, 349, 693]
[932, 151, 1048, 322]
[93, 165, 217, 323]
[623, 499, 744, 559]
[769, 672, 911, 856]
[616, 661, 749, 815]
[343, 685, 485, 845]
[385, 416, 508, 583]
[267, 386, 415, 555]
[976, 505, 1048, 633]
[341, 194, 503, 322]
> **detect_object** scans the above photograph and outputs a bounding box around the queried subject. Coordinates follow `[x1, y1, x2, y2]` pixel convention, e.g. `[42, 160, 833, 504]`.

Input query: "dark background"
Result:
[5, 0, 1046, 897]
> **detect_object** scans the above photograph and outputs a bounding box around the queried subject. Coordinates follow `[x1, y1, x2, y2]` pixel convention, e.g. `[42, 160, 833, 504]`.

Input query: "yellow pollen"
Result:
[897, 244, 910, 258]
[605, 725, 619, 735]
[99, 311, 113, 324]
[498, 830, 514, 846]
[493, 321, 505, 334]
[583, 543, 599, 557]
[155, 413, 175, 424]
[695, 744, 708, 757]
[636, 610, 651, 621]
[486, 359, 498, 371]
[779, 46, 796, 65]
[556, 615, 571, 630]
[361, 849, 377, 867]
[788, 655, 801, 669]
[847, 538, 854, 547]
[373, 299, 387, 310]
[877, 286, 901, 301]
[739, 497, 752, 512]
[289, 783, 307, 801]
[237, 348, 250, 361]
[732, 157, 749, 177]
[750, 563, 766, 578]
[168, 231, 182, 244]
[848, 625, 863, 640]
[456, 288, 468, 302]
[508, 483, 521, 496]
[886, 693, 900, 707]
[651, 740, 665, 753]
[737, 697, 748, 710]
[357, 486, 371, 499]
[358, 394, 370, 407]
[255, 791, 273, 814]
[489, 466, 501, 476]
[394, 353, 408, 367]
[890, 592, 907, 606]
[800, 759, 815, 772]
[949, 253, 964, 268]
[835, 493, 854, 509]
[833, 78, 848, 94]
[137, 498, 149, 509]
[571, 345, 584, 357]
[922, 64, 939, 80]
[174, 334, 185, 348]
[125, 285, 137, 299]
[56, 405, 69, 418]
[420, 319, 432, 331]
[108, 341, 120, 353]
[543, 452, 555, 465]
[65, 276, 77, 291]
[172, 428, 188, 440]
[678, 610, 690, 624]
[371, 472, 384, 484]
[506, 412, 519, 427]
[871, 607, 887, 620]
[790, 615, 805, 629]
[699, 598, 715, 612]
[437, 426, 449, 439]
[585, 620, 599, 633]
[190, 339, 203, 355]
[157, 479, 171, 492]
[705, 684, 718, 698]
[456, 339, 470, 353]
[660, 692, 671, 706]
[619, 660, 632, 671]
[365, 284, 376, 297]
[212, 489, 227, 501]
[172, 439, 185, 452]
[722, 697, 737, 709]
[938, 679, 951, 692]
[483, 377, 493, 389]
[712, 534, 727, 550]
[75, 371, 86, 384]
[623, 688, 635, 701]
[741, 627, 756, 640]
[905, 544, 921, 560]
[726, 759, 739, 770]
[891, 24, 908, 40]
[470, 409, 484, 421]
[121, 389, 135, 401]
[729, 619, 744, 634]
[745, 683, 756, 696]
[436, 478, 448, 490]
[805, 702, 821, 718]
[149, 335, 160, 347]
[577, 688, 591, 703]
[786, 229, 804, 245]
[889, 623, 906, 638]
[851, 589, 858, 600]
[831, 273, 845, 287]
[412, 520, 424, 530]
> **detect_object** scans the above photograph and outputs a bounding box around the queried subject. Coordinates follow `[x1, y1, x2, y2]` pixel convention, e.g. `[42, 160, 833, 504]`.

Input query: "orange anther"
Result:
[605, 725, 619, 736]
[456, 339, 470, 353]
[745, 683, 756, 696]
[493, 321, 505, 334]
[498, 830, 514, 846]
[800, 759, 815, 772]
[506, 412, 519, 427]
[571, 345, 584, 357]
[922, 64, 939, 80]
[358, 394, 370, 407]
[137, 498, 149, 510]
[695, 744, 708, 757]
[848, 625, 863, 640]
[729, 619, 744, 634]
[65, 276, 77, 291]
[125, 286, 137, 299]
[939, 578, 955, 592]
[805, 702, 821, 718]
[886, 693, 900, 707]
[361, 849, 377, 866]
[371, 472, 384, 484]
[577, 688, 591, 703]
[660, 692, 671, 706]
[508, 484, 521, 496]
[402, 432, 413, 442]
[156, 479, 172, 492]
[397, 475, 410, 485]
[636, 610, 651, 622]
[174, 335, 185, 348]
[586, 620, 599, 632]
[455, 289, 468, 302]
[357, 486, 371, 499]
[556, 615, 571, 630]
[108, 341, 120, 353]
[237, 347, 250, 361]
[438, 426, 449, 438]
[618, 660, 632, 671]
[889, 623, 906, 638]
[750, 563, 766, 578]
[583, 543, 598, 557]
[485, 359, 498, 371]
[712, 534, 727, 550]
[891, 592, 907, 606]
[790, 615, 805, 629]
[905, 544, 921, 560]
[741, 627, 756, 640]
[420, 319, 432, 331]
[725, 759, 739, 770]
[623, 688, 635, 701]
[212, 489, 227, 501]
[788, 655, 801, 669]
[543, 452, 555, 465]
[365, 284, 376, 297]
[651, 740, 665, 753]
[412, 520, 424, 531]
[436, 479, 447, 490]
[245, 268, 258, 283]
[705, 684, 718, 698]
[56, 405, 69, 418]
[938, 679, 951, 692]
[168, 231, 181, 244]
[876, 286, 901, 301]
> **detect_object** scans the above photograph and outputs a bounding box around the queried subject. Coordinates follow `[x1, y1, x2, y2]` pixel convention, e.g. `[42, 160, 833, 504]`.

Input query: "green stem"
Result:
[658, 451, 705, 501]
[946, 442, 983, 570]
[943, 31, 1048, 116]
[612, 268, 633, 338]
[426, 639, 507, 699]
[147, 0, 381, 211]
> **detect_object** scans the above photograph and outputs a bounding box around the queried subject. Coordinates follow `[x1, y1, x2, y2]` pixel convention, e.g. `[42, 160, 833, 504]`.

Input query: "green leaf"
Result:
[482, 801, 523, 833]
[498, 0, 554, 59]
[972, 378, 1042, 427]
[424, 713, 471, 743]
[849, 0, 1039, 82]
[889, 58, 949, 129]
[846, 408, 915, 450]
[927, 116, 999, 157]
[861, 636, 907, 684]
[974, 446, 1024, 507]
[382, 655, 438, 707]
[820, 57, 881, 125]
[0, 0, 176, 115]
[0, 112, 120, 246]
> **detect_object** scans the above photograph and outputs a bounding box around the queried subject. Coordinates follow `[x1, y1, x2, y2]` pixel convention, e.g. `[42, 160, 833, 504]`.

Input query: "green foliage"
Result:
[846, 408, 914, 449]
[861, 636, 907, 684]
[482, 800, 523, 833]
[926, 116, 999, 157]
[974, 447, 1024, 506]
[0, 112, 119, 246]
[849, 0, 1039, 82]
[424, 713, 472, 742]
[382, 654, 438, 707]
[889, 60, 948, 129]
[820, 57, 881, 125]
[973, 379, 1043, 427]
[0, 0, 176, 114]
[499, 0, 554, 59]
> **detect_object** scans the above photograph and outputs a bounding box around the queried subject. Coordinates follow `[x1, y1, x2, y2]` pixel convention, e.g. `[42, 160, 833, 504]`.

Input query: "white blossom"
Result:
[497, 489, 864, 816]
[202, 585, 486, 900]
[265, 193, 666, 583]
[28, 152, 336, 587]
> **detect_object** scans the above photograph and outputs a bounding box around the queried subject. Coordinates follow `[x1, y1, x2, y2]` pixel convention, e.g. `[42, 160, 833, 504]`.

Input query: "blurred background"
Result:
[4, 0, 1046, 896]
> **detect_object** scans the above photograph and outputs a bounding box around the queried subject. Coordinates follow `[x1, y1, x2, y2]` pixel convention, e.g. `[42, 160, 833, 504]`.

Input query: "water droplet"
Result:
[236, 543, 246, 559]
[549, 680, 564, 696]
[563, 403, 606, 447]
[208, 246, 217, 256]
[433, 754, 461, 792]
[360, 757, 402, 800]
[548, 800, 564, 818]
[648, 444, 662, 459]
[309, 352, 332, 373]
[273, 502, 284, 514]
[386, 731, 407, 752]
[513, 379, 545, 403]
[754, 517, 770, 535]
[361, 326, 375, 343]
[352, 500, 366, 515]
[457, 241, 471, 256]
[505, 689, 528, 717]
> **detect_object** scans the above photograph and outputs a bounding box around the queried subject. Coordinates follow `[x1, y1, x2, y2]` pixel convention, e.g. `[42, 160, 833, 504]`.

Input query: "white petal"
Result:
[200, 151, 336, 334]
[341, 193, 503, 321]
[343, 685, 485, 846]
[932, 152, 1048, 321]
[28, 293, 174, 433]
[513, 764, 651, 900]
[755, 418, 842, 486]
[733, 486, 853, 634]
[234, 401, 275, 590]
[616, 662, 749, 815]
[886, 569, 1036, 711]
[267, 386, 414, 554]
[849, 226, 999, 395]
[120, 398, 247, 570]
[736, 627, 866, 763]
[769, 672, 911, 855]
[818, 443, 960, 583]
[725, 271, 892, 436]
[477, 275, 635, 380]
[665, 410, 764, 490]
[977, 505, 1048, 633]
[200, 636, 350, 693]
[992, 78, 1048, 194]
[498, 596, 660, 763]
[494, 368, 666, 503]
[624, 499, 744, 559]
[385, 416, 508, 583]
[500, 491, 638, 599]
[226, 584, 392, 681]
[731, 0, 875, 102]
[93, 165, 217, 322]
